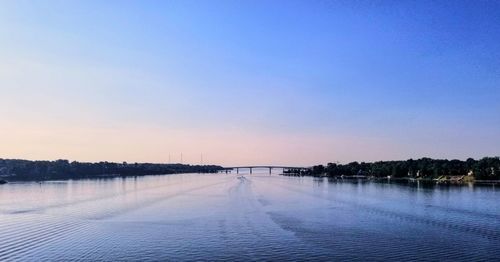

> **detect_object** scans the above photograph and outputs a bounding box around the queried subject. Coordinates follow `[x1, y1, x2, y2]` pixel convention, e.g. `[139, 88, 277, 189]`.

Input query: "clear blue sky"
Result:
[0, 0, 499, 165]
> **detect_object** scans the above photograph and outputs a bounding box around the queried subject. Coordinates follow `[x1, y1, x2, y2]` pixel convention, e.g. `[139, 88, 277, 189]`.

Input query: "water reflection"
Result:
[0, 173, 498, 261]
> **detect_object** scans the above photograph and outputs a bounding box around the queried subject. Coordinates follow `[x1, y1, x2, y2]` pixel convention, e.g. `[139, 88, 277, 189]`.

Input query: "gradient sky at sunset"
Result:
[1, 0, 499, 166]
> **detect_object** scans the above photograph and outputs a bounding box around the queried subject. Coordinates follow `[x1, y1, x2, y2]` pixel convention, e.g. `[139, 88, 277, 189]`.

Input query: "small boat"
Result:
[0, 180, 7, 185]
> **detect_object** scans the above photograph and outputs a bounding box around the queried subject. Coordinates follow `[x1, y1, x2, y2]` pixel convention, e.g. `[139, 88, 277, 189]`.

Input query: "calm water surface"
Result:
[0, 172, 499, 261]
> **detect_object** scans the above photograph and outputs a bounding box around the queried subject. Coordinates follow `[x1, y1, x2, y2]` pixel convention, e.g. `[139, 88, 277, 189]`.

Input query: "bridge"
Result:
[219, 166, 310, 174]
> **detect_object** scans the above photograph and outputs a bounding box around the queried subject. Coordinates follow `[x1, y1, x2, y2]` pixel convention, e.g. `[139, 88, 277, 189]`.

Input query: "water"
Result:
[0, 171, 499, 261]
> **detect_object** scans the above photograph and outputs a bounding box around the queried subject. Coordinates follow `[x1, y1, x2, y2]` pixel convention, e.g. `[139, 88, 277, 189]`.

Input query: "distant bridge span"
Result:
[220, 166, 310, 174]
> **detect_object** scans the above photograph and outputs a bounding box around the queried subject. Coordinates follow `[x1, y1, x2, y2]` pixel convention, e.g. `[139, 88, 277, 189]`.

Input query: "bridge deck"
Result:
[223, 166, 309, 170]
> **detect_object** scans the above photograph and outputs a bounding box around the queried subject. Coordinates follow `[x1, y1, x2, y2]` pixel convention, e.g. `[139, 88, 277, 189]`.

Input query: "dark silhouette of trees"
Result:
[308, 157, 500, 180]
[2, 157, 499, 181]
[0, 159, 223, 181]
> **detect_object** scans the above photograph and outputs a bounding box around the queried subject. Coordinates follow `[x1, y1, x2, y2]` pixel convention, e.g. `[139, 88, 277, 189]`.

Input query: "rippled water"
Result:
[0, 171, 499, 261]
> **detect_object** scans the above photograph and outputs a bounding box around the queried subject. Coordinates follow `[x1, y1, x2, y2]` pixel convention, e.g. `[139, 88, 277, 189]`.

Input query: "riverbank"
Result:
[0, 158, 223, 181]
[281, 157, 500, 184]
[280, 173, 500, 186]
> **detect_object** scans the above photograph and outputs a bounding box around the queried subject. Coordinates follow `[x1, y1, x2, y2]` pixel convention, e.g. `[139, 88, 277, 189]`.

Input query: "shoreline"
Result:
[279, 174, 500, 186]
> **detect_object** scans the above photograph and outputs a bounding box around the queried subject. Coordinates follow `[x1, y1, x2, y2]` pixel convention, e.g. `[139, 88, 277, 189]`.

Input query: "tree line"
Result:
[292, 157, 500, 180]
[0, 159, 223, 181]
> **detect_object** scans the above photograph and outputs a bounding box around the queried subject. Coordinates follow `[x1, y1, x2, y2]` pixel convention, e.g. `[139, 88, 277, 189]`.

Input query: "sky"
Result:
[0, 0, 499, 166]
